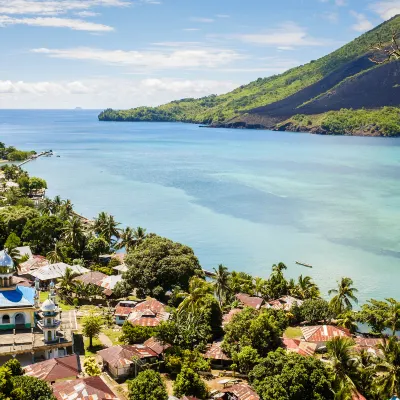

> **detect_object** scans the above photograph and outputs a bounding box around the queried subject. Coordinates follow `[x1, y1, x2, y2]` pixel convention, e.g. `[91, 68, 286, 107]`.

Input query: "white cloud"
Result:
[75, 11, 100, 17]
[335, 0, 346, 6]
[216, 14, 230, 18]
[350, 11, 374, 32]
[190, 17, 214, 23]
[0, 0, 130, 15]
[183, 28, 200, 31]
[31, 46, 243, 69]
[0, 78, 238, 108]
[231, 22, 330, 47]
[0, 15, 114, 31]
[323, 12, 339, 23]
[370, 0, 400, 19]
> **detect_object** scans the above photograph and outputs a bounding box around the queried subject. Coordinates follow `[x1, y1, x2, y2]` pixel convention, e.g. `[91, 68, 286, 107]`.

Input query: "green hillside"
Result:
[99, 15, 400, 128]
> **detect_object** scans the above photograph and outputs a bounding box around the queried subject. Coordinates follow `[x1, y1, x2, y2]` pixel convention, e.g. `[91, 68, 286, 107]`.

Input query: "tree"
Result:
[232, 346, 261, 374]
[222, 307, 287, 357]
[93, 212, 120, 244]
[173, 367, 209, 400]
[3, 359, 23, 376]
[120, 322, 154, 344]
[28, 177, 47, 192]
[116, 226, 136, 251]
[370, 30, 400, 64]
[300, 298, 332, 324]
[82, 312, 103, 348]
[47, 242, 65, 264]
[58, 267, 78, 298]
[177, 277, 213, 314]
[328, 277, 358, 315]
[164, 348, 210, 375]
[132, 226, 147, 248]
[292, 275, 320, 300]
[263, 262, 289, 300]
[227, 271, 255, 296]
[121, 235, 203, 299]
[327, 336, 358, 398]
[337, 311, 359, 334]
[11, 375, 55, 399]
[22, 215, 63, 253]
[0, 206, 39, 237]
[212, 264, 230, 305]
[62, 216, 85, 250]
[4, 232, 21, 250]
[83, 357, 101, 376]
[128, 370, 168, 400]
[249, 349, 334, 400]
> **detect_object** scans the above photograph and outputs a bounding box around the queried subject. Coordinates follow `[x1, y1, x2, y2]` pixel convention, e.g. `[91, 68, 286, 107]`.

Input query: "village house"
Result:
[222, 383, 260, 400]
[97, 343, 159, 379]
[301, 325, 351, 350]
[353, 337, 384, 358]
[203, 340, 232, 368]
[235, 293, 264, 310]
[18, 255, 49, 277]
[143, 336, 171, 356]
[127, 298, 170, 327]
[222, 308, 242, 327]
[114, 300, 137, 325]
[281, 338, 317, 356]
[267, 295, 303, 311]
[24, 354, 80, 383]
[52, 376, 118, 400]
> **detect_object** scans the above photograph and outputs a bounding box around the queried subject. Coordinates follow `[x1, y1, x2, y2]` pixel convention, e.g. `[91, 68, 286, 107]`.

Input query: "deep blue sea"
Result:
[1, 109, 400, 303]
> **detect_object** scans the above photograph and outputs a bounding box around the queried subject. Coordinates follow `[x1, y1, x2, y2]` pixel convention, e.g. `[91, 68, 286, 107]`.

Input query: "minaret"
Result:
[38, 297, 61, 358]
[34, 277, 40, 308]
[0, 250, 15, 289]
[49, 280, 57, 304]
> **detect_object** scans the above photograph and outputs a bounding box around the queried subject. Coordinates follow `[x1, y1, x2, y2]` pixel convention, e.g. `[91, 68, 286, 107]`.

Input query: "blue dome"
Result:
[0, 250, 14, 271]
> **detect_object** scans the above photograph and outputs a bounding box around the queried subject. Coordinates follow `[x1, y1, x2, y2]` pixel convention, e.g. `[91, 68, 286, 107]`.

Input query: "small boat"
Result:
[296, 261, 313, 268]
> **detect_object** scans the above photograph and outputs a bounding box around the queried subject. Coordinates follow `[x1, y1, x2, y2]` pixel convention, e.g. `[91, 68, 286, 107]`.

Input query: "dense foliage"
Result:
[117, 234, 203, 299]
[128, 370, 168, 400]
[173, 367, 209, 400]
[99, 16, 400, 128]
[0, 142, 35, 161]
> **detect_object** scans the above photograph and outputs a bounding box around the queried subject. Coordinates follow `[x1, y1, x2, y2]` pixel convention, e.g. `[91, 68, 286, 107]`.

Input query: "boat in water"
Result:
[296, 261, 313, 268]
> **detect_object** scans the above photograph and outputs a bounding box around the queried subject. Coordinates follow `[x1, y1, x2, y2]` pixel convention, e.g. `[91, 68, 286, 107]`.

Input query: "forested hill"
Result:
[99, 15, 400, 136]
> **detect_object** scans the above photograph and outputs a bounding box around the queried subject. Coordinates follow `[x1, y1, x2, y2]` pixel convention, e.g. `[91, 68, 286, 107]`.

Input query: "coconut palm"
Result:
[38, 198, 53, 215]
[61, 199, 74, 216]
[212, 264, 231, 305]
[62, 216, 84, 249]
[132, 226, 147, 247]
[384, 298, 400, 336]
[116, 226, 136, 251]
[93, 212, 120, 244]
[52, 195, 63, 213]
[6, 247, 21, 265]
[46, 243, 64, 264]
[178, 276, 213, 314]
[375, 337, 400, 398]
[329, 277, 358, 315]
[58, 267, 78, 299]
[327, 336, 358, 399]
[293, 275, 320, 300]
[337, 311, 359, 334]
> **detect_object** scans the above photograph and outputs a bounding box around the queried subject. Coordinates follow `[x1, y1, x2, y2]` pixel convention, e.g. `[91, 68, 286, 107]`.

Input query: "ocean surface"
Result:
[1, 109, 400, 303]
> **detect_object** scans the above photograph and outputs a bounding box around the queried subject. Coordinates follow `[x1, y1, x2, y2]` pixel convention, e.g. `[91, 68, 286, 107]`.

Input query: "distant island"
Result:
[99, 15, 400, 136]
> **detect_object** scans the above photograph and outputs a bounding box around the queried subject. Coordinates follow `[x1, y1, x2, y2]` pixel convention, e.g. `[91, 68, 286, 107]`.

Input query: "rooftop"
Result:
[31, 263, 90, 281]
[24, 354, 80, 382]
[281, 338, 317, 356]
[74, 271, 108, 286]
[235, 293, 264, 310]
[52, 376, 118, 400]
[204, 340, 231, 361]
[301, 325, 351, 342]
[222, 308, 242, 326]
[143, 336, 171, 355]
[98, 344, 158, 368]
[0, 285, 35, 308]
[18, 255, 49, 276]
[223, 383, 260, 400]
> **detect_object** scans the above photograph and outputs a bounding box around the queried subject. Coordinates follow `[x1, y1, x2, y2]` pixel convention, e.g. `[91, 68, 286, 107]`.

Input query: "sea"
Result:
[1, 109, 400, 304]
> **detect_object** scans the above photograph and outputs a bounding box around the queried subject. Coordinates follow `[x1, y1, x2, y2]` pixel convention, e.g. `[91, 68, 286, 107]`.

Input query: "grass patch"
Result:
[39, 291, 75, 311]
[284, 326, 302, 339]
[84, 336, 105, 356]
[103, 328, 122, 345]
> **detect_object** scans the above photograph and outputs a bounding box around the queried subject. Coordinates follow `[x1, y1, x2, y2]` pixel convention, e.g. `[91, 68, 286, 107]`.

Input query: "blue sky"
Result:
[0, 0, 399, 108]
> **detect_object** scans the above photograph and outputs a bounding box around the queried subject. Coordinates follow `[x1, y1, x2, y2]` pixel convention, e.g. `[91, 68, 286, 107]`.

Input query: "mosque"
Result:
[0, 250, 73, 362]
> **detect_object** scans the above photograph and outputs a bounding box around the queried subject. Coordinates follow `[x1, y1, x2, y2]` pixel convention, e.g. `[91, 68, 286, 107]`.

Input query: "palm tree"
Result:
[294, 275, 320, 300]
[271, 262, 287, 277]
[327, 336, 358, 399]
[62, 216, 84, 249]
[38, 198, 53, 215]
[385, 298, 400, 336]
[116, 226, 136, 251]
[212, 264, 231, 305]
[62, 199, 74, 216]
[337, 311, 358, 334]
[58, 267, 78, 299]
[178, 277, 214, 314]
[6, 247, 21, 265]
[132, 226, 147, 247]
[47, 243, 64, 264]
[329, 277, 358, 315]
[375, 337, 400, 398]
[53, 195, 63, 213]
[93, 212, 120, 243]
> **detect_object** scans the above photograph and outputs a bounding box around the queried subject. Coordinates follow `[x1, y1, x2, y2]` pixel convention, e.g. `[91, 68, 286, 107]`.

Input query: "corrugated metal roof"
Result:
[98, 344, 158, 368]
[204, 340, 231, 361]
[31, 263, 90, 281]
[19, 255, 49, 275]
[301, 325, 351, 342]
[223, 384, 260, 400]
[235, 293, 264, 310]
[282, 338, 317, 356]
[222, 308, 242, 326]
[144, 337, 171, 355]
[0, 285, 35, 308]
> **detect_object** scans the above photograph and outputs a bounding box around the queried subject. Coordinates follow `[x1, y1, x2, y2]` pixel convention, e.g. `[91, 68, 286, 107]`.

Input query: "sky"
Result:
[0, 0, 399, 109]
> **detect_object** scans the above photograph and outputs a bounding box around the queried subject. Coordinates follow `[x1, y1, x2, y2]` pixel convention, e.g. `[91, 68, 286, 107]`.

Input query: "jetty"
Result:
[18, 150, 53, 167]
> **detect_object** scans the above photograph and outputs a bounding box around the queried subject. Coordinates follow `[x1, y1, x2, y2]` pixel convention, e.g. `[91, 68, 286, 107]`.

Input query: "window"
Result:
[2, 315, 10, 324]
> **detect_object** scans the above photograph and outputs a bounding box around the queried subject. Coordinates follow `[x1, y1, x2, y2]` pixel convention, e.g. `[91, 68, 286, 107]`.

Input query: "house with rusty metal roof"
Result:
[127, 298, 170, 328]
[353, 337, 384, 358]
[52, 376, 118, 400]
[18, 255, 49, 277]
[281, 338, 317, 357]
[267, 295, 303, 312]
[301, 325, 351, 349]
[222, 383, 260, 400]
[24, 354, 80, 383]
[114, 301, 137, 325]
[222, 308, 242, 326]
[143, 336, 171, 356]
[203, 340, 231, 368]
[235, 293, 264, 310]
[97, 344, 159, 379]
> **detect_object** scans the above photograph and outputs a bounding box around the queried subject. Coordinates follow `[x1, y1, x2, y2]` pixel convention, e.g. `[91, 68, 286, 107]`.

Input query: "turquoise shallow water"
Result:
[1, 109, 400, 303]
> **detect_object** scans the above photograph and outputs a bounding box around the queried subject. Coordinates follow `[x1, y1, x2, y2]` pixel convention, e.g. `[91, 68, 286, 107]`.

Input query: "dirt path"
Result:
[98, 332, 113, 348]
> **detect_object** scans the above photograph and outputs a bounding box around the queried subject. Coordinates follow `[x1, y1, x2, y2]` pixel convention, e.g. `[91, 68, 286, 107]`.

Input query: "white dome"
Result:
[0, 250, 14, 270]
[41, 298, 56, 312]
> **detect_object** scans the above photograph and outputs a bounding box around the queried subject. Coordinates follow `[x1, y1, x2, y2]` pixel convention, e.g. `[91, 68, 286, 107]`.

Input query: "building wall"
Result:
[0, 310, 32, 330]
[115, 316, 127, 326]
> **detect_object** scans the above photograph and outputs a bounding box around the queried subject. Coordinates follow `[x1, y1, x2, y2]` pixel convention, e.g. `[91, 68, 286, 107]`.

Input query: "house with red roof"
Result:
[52, 376, 118, 400]
[24, 354, 80, 384]
[203, 340, 232, 368]
[127, 298, 170, 327]
[98, 343, 159, 379]
[267, 295, 303, 311]
[114, 300, 137, 325]
[301, 325, 351, 349]
[235, 293, 264, 310]
[143, 336, 171, 356]
[222, 383, 260, 400]
[281, 338, 317, 357]
[222, 308, 242, 326]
